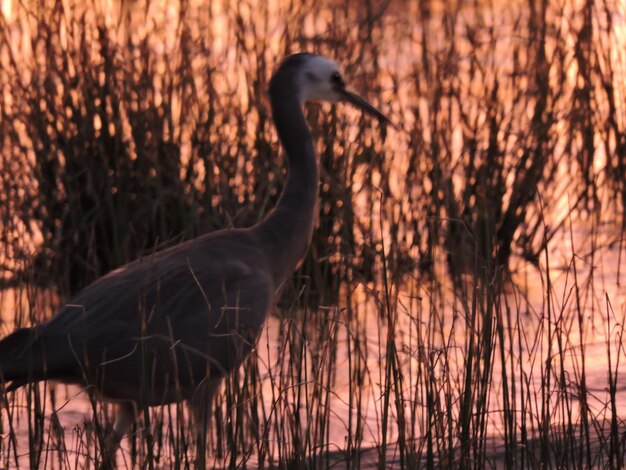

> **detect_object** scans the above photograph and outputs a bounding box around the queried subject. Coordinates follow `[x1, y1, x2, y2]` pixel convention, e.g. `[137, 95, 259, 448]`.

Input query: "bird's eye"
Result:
[331, 71, 345, 88]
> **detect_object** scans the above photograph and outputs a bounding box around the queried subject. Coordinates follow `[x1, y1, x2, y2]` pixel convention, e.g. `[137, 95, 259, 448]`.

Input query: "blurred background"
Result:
[1, 0, 625, 468]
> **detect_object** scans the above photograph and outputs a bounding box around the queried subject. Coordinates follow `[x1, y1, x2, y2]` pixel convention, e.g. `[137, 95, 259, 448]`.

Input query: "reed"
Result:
[1, 0, 625, 468]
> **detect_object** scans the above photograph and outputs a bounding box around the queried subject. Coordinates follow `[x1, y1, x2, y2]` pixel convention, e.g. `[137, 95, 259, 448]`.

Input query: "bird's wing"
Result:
[13, 243, 275, 401]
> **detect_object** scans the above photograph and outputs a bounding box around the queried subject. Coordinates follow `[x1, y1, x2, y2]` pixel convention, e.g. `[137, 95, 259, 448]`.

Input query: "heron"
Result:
[0, 53, 391, 466]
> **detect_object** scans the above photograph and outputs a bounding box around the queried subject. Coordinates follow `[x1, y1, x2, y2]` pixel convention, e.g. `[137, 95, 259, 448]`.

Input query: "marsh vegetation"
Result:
[0, 0, 625, 467]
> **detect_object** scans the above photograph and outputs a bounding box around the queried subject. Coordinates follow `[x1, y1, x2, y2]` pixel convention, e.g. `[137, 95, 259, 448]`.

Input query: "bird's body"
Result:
[0, 53, 390, 464]
[2, 228, 274, 403]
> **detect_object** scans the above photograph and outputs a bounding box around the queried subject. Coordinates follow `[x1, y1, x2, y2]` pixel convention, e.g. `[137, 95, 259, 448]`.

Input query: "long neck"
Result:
[252, 86, 320, 287]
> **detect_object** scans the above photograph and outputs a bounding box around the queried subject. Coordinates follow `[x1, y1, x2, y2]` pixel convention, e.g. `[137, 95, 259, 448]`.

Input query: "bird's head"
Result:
[271, 53, 393, 127]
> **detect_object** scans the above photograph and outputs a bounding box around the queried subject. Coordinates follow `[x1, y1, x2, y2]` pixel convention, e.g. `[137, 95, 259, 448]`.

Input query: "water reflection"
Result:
[1, 0, 625, 467]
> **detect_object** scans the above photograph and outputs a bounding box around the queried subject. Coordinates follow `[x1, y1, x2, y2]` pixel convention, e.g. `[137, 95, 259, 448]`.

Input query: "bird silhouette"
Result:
[0, 52, 391, 466]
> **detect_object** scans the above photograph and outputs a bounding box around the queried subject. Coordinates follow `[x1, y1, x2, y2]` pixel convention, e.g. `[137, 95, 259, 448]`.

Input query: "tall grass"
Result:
[1, 0, 625, 468]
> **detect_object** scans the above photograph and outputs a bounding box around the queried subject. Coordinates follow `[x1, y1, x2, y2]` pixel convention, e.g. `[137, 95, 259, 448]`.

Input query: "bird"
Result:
[0, 53, 391, 466]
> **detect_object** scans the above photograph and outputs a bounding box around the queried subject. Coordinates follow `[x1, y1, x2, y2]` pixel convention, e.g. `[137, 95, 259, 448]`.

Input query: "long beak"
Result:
[339, 88, 395, 129]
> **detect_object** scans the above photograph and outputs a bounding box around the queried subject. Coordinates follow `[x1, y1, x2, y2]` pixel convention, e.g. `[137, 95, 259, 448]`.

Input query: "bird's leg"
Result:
[101, 401, 136, 468]
[190, 376, 221, 470]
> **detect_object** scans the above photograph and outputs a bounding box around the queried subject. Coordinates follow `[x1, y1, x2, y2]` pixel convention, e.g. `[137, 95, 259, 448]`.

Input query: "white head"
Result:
[296, 55, 345, 103]
[270, 53, 392, 126]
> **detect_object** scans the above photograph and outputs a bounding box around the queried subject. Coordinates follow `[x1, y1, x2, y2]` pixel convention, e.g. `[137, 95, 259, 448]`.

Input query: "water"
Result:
[1, 0, 625, 467]
[3, 222, 624, 467]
